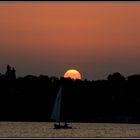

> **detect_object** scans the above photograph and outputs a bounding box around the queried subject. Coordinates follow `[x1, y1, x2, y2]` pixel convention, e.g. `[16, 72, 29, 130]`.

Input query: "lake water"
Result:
[0, 122, 140, 138]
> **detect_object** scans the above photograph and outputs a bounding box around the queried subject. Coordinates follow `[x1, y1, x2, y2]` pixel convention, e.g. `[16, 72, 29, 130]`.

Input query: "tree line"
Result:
[0, 64, 140, 123]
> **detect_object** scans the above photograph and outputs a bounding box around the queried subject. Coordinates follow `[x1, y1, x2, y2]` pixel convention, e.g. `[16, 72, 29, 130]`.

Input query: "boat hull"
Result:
[54, 124, 72, 129]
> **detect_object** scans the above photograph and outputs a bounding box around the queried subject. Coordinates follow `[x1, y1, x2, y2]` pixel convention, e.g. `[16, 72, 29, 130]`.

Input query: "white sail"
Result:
[51, 85, 62, 122]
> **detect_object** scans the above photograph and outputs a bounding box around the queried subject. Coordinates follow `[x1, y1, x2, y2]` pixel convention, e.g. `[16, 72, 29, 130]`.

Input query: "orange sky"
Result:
[0, 2, 140, 80]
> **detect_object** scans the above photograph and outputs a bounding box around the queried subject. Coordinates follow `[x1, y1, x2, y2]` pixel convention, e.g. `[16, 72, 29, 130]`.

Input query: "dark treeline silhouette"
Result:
[0, 64, 140, 123]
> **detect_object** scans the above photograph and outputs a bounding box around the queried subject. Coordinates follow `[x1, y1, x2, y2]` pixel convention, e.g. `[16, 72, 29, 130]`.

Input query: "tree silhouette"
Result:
[0, 65, 140, 123]
[5, 64, 16, 80]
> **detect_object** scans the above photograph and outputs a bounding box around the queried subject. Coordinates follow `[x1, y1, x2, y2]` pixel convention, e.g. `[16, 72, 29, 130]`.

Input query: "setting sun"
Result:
[64, 69, 82, 80]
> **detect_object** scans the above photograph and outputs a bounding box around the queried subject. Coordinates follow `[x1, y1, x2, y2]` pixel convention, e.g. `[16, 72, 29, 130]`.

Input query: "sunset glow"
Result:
[64, 69, 81, 80]
[0, 2, 140, 80]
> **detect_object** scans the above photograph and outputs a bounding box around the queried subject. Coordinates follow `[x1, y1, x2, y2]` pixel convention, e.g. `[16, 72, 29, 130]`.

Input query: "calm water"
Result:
[0, 122, 140, 138]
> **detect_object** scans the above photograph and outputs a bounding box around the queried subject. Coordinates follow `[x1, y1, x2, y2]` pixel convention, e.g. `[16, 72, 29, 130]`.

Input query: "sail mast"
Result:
[51, 84, 63, 122]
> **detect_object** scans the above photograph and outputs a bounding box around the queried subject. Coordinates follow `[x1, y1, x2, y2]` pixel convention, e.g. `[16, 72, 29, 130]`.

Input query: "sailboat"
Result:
[51, 84, 72, 129]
